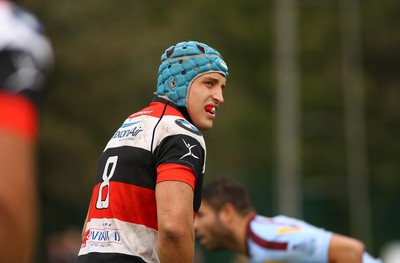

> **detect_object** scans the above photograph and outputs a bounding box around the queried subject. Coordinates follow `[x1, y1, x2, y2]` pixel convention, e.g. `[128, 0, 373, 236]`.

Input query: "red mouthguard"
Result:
[205, 105, 213, 112]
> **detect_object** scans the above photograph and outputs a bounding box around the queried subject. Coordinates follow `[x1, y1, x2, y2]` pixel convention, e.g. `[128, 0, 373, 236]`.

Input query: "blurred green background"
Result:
[22, 0, 399, 262]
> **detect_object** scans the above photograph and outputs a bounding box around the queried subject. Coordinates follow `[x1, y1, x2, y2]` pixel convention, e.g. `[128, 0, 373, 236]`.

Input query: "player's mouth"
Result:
[205, 105, 216, 116]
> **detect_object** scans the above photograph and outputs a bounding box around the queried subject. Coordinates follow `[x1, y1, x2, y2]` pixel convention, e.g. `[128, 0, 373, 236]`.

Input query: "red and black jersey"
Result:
[77, 97, 206, 263]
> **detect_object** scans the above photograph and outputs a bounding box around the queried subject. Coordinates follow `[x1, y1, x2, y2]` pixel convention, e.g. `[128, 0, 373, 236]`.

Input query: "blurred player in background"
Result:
[77, 41, 228, 263]
[0, 0, 53, 262]
[195, 177, 382, 263]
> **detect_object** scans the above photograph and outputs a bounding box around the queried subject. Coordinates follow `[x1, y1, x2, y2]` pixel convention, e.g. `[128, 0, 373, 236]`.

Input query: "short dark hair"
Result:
[202, 177, 253, 216]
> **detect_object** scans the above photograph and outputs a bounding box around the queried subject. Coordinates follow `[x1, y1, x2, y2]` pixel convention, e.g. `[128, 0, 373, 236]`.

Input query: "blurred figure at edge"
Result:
[0, 0, 53, 262]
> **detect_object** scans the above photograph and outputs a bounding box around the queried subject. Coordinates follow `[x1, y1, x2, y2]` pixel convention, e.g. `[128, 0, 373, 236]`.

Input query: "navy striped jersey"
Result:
[77, 97, 205, 263]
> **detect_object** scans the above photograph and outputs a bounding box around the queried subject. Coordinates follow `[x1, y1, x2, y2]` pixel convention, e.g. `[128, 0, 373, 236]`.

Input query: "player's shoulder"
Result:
[248, 215, 279, 235]
[128, 100, 204, 145]
[250, 215, 305, 234]
[270, 215, 310, 228]
[129, 100, 181, 118]
[152, 101, 203, 138]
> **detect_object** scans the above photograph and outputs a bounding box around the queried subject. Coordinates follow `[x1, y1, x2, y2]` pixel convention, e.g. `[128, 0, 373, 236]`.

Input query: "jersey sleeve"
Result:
[154, 134, 205, 189]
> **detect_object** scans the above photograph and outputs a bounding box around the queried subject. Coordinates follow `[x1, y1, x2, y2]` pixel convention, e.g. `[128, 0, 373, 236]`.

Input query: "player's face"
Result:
[194, 201, 230, 250]
[186, 73, 226, 130]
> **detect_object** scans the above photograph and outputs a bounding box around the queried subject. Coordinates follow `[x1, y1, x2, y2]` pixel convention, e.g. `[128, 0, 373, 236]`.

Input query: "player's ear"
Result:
[219, 202, 236, 223]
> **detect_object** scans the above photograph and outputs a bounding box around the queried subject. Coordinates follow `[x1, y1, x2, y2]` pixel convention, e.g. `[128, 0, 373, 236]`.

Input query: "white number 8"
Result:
[96, 156, 118, 209]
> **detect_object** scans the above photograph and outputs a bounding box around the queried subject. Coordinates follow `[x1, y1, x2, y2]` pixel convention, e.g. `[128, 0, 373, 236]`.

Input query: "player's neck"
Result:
[231, 212, 255, 255]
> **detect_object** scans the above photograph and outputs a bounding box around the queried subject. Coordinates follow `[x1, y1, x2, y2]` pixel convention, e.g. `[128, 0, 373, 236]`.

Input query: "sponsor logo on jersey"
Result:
[120, 121, 140, 128]
[130, 110, 153, 118]
[277, 226, 301, 234]
[180, 138, 199, 160]
[175, 119, 201, 135]
[81, 227, 122, 248]
[81, 229, 90, 248]
[113, 121, 143, 139]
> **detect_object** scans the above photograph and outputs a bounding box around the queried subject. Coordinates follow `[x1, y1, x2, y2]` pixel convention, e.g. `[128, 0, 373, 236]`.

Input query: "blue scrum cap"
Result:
[156, 41, 228, 107]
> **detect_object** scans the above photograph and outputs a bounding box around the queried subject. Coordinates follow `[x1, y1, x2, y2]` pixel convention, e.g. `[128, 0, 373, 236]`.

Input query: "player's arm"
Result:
[156, 180, 195, 263]
[328, 233, 364, 263]
[0, 125, 37, 263]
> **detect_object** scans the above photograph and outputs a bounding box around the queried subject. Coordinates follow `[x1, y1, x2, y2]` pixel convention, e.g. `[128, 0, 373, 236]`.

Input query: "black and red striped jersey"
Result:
[77, 97, 206, 263]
